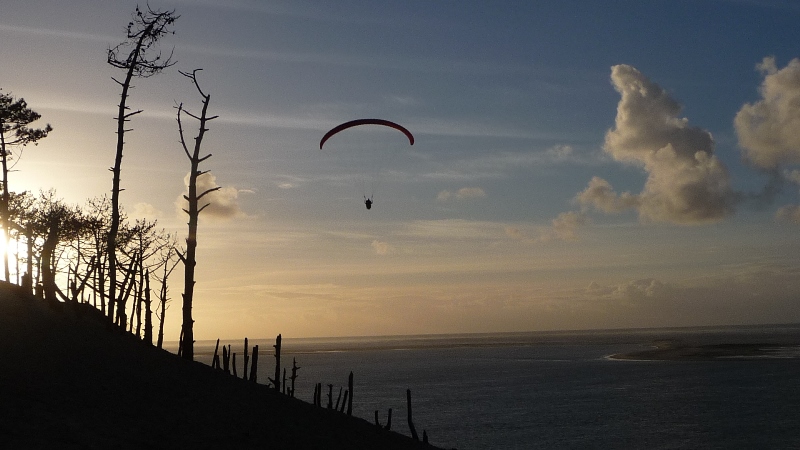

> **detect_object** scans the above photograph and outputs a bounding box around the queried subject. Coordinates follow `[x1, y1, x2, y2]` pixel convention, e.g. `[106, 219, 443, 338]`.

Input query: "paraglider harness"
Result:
[364, 196, 373, 210]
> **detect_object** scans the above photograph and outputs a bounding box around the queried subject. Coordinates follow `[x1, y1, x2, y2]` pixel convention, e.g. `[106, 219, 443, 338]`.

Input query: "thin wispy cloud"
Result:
[0, 23, 117, 43]
[437, 187, 487, 202]
[424, 145, 600, 181]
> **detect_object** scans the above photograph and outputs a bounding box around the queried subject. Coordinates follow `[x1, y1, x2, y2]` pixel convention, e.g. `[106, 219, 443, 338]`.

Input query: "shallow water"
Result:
[183, 325, 800, 449]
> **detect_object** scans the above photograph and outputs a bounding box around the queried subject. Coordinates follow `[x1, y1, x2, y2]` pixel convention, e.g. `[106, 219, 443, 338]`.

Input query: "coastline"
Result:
[0, 284, 446, 450]
[609, 340, 800, 361]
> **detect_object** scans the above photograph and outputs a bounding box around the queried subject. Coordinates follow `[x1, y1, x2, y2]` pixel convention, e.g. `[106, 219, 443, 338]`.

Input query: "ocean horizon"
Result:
[169, 324, 800, 449]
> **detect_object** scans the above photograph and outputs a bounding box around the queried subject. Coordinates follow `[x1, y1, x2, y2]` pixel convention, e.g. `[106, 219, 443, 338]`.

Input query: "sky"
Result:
[2, 0, 800, 339]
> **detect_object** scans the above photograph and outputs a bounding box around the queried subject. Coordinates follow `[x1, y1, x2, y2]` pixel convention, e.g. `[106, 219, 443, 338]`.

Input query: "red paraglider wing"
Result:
[319, 118, 414, 149]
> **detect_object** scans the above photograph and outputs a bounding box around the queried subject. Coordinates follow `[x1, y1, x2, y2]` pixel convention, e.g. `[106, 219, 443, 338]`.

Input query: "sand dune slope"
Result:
[0, 284, 439, 450]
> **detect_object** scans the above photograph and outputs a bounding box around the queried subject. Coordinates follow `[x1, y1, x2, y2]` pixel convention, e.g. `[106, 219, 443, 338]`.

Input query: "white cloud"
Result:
[132, 202, 161, 219]
[735, 57, 800, 170]
[371, 240, 393, 255]
[575, 177, 639, 214]
[579, 65, 736, 224]
[549, 211, 587, 241]
[505, 211, 588, 243]
[456, 187, 487, 199]
[575, 265, 800, 328]
[437, 187, 487, 202]
[436, 190, 452, 202]
[176, 171, 245, 220]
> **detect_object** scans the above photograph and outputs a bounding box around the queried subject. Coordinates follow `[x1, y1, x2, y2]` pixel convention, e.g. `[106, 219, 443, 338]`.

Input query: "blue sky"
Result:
[2, 0, 800, 339]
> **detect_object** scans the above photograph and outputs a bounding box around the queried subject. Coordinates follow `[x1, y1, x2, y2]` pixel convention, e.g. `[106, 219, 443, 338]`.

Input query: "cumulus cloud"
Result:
[578, 65, 736, 224]
[735, 57, 800, 222]
[548, 211, 587, 241]
[176, 171, 245, 220]
[437, 187, 487, 202]
[776, 205, 800, 224]
[505, 211, 588, 243]
[132, 202, 160, 219]
[371, 239, 393, 255]
[735, 57, 800, 170]
[575, 176, 639, 214]
[576, 266, 800, 328]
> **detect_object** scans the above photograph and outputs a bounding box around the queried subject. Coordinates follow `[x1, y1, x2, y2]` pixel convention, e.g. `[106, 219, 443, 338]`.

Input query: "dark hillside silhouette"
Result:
[0, 284, 443, 449]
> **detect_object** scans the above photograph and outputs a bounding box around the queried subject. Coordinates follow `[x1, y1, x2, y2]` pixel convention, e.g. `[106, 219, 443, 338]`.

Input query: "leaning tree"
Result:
[106, 5, 178, 324]
[0, 90, 52, 282]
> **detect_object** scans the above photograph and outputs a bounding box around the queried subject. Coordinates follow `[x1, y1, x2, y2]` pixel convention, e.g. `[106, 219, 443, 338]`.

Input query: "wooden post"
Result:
[385, 408, 392, 431]
[232, 353, 238, 378]
[290, 358, 300, 398]
[375, 410, 380, 427]
[249, 345, 259, 383]
[212, 339, 220, 369]
[178, 327, 184, 358]
[327, 384, 334, 409]
[407, 389, 419, 441]
[222, 345, 230, 373]
[335, 387, 343, 410]
[243, 338, 249, 381]
[347, 371, 354, 416]
[273, 334, 282, 392]
[340, 390, 349, 413]
[282, 368, 287, 395]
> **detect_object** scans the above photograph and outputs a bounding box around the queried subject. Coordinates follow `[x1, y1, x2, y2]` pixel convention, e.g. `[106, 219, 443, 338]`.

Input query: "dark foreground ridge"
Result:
[0, 284, 445, 450]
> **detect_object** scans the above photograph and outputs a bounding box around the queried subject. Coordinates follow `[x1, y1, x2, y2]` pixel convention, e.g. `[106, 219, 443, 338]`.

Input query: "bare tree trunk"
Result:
[176, 70, 218, 361]
[135, 256, 145, 338]
[1, 127, 10, 283]
[290, 358, 300, 398]
[107, 5, 177, 325]
[143, 269, 153, 345]
[249, 345, 258, 383]
[243, 337, 249, 381]
[269, 334, 281, 391]
[41, 218, 59, 305]
[347, 371, 354, 416]
[116, 253, 139, 329]
[25, 225, 33, 294]
[407, 389, 419, 441]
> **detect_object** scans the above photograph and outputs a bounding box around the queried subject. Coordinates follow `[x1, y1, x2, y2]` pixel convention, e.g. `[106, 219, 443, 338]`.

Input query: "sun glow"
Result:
[0, 229, 26, 284]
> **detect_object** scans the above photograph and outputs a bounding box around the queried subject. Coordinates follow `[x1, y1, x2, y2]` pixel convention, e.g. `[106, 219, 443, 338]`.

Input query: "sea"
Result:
[176, 325, 800, 450]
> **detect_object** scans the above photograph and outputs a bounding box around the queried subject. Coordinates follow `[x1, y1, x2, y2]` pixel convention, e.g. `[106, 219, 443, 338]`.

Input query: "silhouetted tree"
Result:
[175, 69, 219, 360]
[81, 197, 114, 313]
[106, 5, 177, 325]
[15, 191, 83, 304]
[0, 90, 52, 282]
[7, 191, 36, 289]
[154, 235, 181, 349]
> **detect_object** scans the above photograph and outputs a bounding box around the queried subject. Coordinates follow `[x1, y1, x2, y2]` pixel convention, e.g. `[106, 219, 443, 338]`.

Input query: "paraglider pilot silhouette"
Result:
[320, 118, 414, 211]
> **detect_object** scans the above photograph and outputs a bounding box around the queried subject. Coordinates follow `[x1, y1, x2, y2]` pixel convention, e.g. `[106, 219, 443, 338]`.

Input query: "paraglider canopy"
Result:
[320, 118, 414, 210]
[319, 118, 414, 149]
